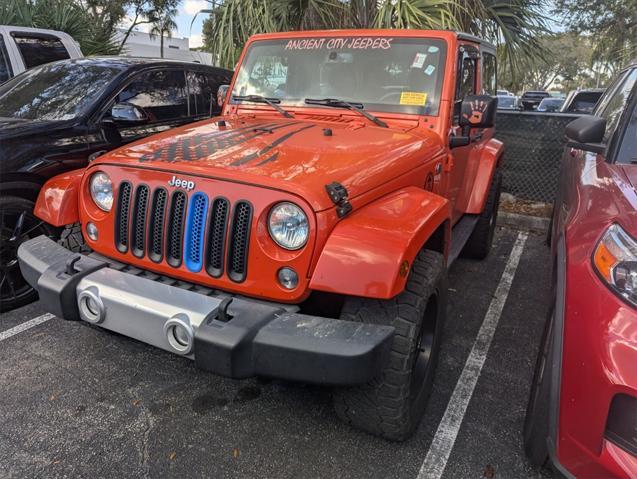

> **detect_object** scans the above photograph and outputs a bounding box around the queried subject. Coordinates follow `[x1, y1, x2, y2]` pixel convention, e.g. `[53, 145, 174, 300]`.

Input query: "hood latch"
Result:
[325, 182, 352, 218]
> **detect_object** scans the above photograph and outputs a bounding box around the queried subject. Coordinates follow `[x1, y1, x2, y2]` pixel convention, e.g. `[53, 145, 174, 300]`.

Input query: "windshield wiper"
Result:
[232, 94, 293, 119]
[304, 98, 388, 128]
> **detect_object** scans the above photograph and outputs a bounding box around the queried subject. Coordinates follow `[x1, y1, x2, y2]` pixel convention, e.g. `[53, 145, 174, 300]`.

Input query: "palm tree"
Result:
[149, 7, 178, 58]
[201, 0, 547, 76]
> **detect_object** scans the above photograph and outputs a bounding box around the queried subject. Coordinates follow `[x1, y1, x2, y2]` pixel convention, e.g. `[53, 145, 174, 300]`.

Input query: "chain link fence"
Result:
[494, 111, 582, 203]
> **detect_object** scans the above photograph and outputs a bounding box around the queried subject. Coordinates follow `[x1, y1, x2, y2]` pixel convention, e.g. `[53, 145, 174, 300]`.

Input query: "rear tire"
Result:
[332, 250, 446, 441]
[523, 308, 554, 466]
[462, 170, 502, 260]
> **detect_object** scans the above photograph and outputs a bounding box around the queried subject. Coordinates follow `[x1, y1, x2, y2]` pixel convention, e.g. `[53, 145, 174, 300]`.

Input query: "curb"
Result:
[497, 211, 549, 232]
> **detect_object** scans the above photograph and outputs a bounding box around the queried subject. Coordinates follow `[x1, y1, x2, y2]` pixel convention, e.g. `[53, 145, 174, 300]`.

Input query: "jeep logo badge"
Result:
[168, 175, 195, 191]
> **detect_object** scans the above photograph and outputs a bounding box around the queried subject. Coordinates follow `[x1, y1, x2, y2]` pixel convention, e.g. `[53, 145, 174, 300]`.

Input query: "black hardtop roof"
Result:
[455, 32, 496, 54]
[53, 56, 232, 73]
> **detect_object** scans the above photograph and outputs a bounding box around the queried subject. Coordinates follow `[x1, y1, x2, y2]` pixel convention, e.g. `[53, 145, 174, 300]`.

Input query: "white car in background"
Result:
[0, 25, 83, 83]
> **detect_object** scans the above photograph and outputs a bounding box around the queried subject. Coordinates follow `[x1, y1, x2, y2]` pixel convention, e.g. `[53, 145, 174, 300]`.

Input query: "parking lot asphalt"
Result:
[0, 226, 552, 479]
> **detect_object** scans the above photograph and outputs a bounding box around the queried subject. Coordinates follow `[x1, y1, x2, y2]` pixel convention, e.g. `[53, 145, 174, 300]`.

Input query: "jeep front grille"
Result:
[206, 198, 229, 278]
[228, 201, 252, 282]
[114, 182, 252, 282]
[148, 188, 167, 262]
[166, 191, 187, 268]
[115, 181, 132, 253]
[131, 185, 149, 258]
[184, 193, 208, 272]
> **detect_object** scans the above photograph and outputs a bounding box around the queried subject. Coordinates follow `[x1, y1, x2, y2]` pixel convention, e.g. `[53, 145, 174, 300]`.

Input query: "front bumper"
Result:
[556, 254, 637, 478]
[18, 235, 393, 385]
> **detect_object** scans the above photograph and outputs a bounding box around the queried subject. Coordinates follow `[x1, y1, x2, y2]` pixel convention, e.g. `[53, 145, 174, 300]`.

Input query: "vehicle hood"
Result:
[97, 116, 445, 211]
[0, 117, 62, 140]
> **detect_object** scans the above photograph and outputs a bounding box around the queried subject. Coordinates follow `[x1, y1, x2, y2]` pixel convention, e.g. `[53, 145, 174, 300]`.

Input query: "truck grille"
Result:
[114, 182, 252, 282]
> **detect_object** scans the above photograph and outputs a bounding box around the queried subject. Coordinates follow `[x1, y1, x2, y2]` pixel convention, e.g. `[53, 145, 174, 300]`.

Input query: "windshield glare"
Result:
[0, 61, 123, 121]
[232, 37, 447, 116]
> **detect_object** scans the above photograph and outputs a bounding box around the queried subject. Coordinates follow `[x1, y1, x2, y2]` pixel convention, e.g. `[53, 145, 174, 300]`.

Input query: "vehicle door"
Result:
[100, 67, 191, 146]
[448, 44, 480, 223]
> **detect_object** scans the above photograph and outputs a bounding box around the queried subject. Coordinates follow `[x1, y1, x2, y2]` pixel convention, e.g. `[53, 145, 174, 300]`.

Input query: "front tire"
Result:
[332, 250, 446, 441]
[523, 308, 554, 466]
[0, 196, 56, 312]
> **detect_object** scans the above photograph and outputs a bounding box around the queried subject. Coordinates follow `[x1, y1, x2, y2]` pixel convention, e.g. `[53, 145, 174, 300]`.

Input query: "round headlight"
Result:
[268, 202, 309, 250]
[89, 172, 113, 211]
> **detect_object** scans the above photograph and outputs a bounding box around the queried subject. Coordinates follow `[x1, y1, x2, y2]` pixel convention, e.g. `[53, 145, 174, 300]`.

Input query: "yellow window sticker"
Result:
[400, 92, 427, 106]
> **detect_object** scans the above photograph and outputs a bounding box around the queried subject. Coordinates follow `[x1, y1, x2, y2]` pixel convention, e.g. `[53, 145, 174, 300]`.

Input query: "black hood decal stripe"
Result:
[138, 121, 300, 163]
[141, 122, 267, 162]
[231, 124, 315, 167]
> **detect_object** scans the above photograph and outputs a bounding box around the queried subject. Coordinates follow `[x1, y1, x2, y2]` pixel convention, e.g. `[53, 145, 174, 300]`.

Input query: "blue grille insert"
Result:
[184, 192, 208, 272]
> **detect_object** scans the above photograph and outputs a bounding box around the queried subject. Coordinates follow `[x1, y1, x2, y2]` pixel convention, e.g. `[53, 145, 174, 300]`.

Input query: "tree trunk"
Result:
[160, 33, 164, 58]
[118, 11, 140, 54]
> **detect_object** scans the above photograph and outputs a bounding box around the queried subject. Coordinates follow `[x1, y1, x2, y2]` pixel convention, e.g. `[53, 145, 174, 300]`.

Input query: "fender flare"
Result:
[465, 138, 504, 214]
[34, 169, 84, 227]
[0, 172, 45, 201]
[309, 187, 451, 299]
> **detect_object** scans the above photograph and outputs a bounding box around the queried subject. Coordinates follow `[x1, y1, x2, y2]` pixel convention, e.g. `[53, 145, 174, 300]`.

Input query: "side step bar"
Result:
[448, 214, 480, 266]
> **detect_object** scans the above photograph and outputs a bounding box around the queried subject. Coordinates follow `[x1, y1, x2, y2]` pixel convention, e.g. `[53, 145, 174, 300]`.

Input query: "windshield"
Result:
[232, 36, 447, 116]
[0, 60, 124, 121]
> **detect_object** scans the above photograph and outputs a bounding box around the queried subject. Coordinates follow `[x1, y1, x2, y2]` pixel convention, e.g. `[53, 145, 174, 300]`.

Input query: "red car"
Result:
[524, 64, 637, 477]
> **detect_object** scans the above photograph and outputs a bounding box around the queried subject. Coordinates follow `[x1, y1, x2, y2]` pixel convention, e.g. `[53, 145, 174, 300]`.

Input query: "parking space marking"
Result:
[0, 313, 55, 342]
[418, 232, 529, 479]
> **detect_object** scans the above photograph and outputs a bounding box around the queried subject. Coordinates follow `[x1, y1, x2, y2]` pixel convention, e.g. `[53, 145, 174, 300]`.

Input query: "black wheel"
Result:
[462, 169, 502, 259]
[0, 196, 56, 312]
[523, 307, 554, 466]
[332, 249, 446, 441]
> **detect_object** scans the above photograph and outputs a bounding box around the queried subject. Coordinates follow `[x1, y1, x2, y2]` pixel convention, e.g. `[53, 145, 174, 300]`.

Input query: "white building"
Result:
[114, 28, 214, 65]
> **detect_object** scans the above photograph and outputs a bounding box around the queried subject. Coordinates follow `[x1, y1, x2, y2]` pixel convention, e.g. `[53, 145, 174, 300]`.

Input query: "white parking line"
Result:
[0, 313, 55, 342]
[417, 232, 528, 479]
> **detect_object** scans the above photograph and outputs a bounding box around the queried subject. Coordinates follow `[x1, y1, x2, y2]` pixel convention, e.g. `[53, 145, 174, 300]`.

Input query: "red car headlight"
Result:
[593, 223, 637, 307]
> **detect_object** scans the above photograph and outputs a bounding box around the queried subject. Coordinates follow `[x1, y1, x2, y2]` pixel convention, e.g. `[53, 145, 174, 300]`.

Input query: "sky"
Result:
[175, 0, 208, 48]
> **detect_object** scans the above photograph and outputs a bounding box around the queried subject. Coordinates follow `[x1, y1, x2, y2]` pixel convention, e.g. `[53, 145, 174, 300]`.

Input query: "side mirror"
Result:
[565, 115, 606, 154]
[111, 102, 148, 124]
[459, 95, 497, 129]
[217, 84, 230, 109]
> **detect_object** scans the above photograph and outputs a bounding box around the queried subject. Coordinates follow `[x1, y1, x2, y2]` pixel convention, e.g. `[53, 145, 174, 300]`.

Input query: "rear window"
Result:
[12, 33, 70, 69]
[565, 92, 603, 113]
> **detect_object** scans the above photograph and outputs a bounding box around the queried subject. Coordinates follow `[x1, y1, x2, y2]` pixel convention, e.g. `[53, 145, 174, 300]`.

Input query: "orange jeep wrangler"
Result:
[18, 30, 502, 440]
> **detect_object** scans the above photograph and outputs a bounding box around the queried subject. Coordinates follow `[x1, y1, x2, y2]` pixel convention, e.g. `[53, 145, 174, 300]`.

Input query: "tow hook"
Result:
[325, 182, 353, 218]
[65, 256, 82, 275]
[206, 297, 234, 324]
